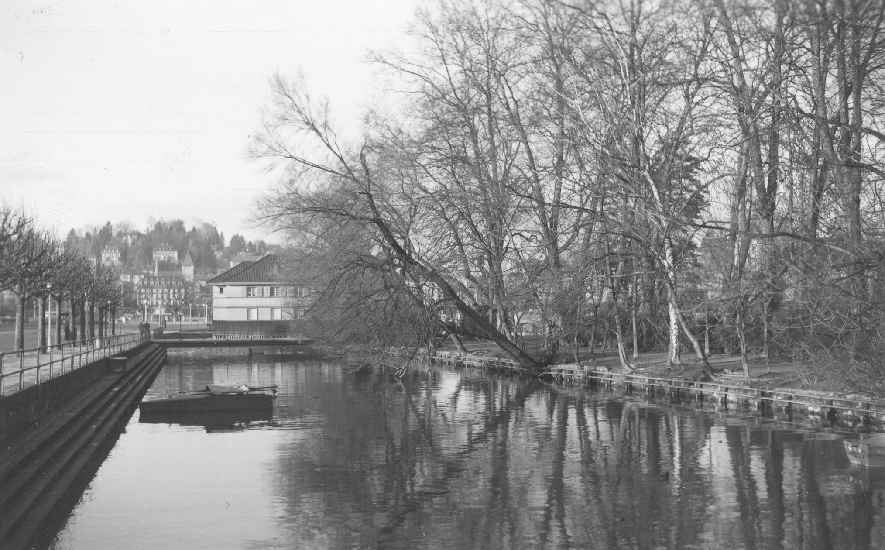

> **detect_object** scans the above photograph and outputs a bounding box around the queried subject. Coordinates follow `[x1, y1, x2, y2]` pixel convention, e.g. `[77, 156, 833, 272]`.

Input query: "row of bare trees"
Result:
[0, 206, 125, 352]
[253, 0, 885, 387]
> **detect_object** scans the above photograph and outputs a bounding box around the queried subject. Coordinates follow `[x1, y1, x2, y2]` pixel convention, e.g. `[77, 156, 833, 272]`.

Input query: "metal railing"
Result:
[0, 332, 147, 395]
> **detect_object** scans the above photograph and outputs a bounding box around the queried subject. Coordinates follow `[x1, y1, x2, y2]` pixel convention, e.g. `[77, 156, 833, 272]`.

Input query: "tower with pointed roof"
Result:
[182, 251, 195, 281]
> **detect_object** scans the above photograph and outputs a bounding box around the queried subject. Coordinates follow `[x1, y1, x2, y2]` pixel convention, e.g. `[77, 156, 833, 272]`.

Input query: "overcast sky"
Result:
[1, 0, 422, 243]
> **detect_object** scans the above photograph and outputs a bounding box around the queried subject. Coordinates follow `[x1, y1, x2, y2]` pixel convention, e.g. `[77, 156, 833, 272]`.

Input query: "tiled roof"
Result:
[207, 254, 279, 284]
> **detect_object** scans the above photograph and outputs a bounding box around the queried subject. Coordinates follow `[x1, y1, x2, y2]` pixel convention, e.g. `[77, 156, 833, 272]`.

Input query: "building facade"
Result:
[208, 254, 308, 338]
[152, 246, 179, 264]
[136, 274, 188, 322]
[101, 246, 122, 267]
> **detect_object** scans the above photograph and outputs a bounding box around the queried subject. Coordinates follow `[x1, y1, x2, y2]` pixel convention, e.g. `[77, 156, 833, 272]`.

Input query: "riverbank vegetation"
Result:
[253, 0, 885, 389]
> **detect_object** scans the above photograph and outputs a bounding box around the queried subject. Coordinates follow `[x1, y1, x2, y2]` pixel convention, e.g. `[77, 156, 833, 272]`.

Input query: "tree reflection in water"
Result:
[265, 364, 885, 549]
[49, 351, 884, 549]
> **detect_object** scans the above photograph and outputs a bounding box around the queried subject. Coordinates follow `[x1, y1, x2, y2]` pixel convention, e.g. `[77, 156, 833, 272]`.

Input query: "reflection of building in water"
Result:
[211, 358, 283, 389]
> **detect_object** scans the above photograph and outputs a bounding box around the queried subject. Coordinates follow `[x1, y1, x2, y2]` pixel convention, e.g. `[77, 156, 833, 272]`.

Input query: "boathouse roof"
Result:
[207, 254, 278, 284]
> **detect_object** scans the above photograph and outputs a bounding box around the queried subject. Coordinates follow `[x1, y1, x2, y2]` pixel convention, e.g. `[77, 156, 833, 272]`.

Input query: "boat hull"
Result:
[139, 393, 274, 414]
[844, 439, 885, 467]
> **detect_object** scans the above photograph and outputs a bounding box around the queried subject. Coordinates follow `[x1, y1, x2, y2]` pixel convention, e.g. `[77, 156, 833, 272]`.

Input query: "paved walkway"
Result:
[0, 332, 146, 396]
[0, 322, 39, 353]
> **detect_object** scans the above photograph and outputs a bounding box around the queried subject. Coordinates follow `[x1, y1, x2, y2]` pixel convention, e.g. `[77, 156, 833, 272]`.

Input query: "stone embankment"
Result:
[0, 343, 166, 549]
[430, 351, 884, 432]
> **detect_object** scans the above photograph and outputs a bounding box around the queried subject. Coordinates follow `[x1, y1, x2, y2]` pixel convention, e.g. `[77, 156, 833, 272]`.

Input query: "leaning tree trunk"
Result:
[449, 332, 468, 353]
[613, 312, 634, 372]
[661, 273, 712, 376]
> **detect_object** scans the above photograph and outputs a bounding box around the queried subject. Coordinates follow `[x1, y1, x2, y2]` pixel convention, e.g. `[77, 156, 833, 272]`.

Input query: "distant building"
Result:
[152, 246, 179, 264]
[208, 254, 309, 338]
[229, 253, 261, 268]
[136, 274, 188, 322]
[182, 251, 195, 282]
[118, 270, 146, 285]
[101, 246, 122, 267]
[193, 268, 219, 286]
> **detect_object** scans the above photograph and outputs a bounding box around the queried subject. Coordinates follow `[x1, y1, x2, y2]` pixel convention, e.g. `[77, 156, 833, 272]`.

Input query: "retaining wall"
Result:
[430, 352, 885, 432]
[0, 343, 149, 447]
[548, 367, 885, 432]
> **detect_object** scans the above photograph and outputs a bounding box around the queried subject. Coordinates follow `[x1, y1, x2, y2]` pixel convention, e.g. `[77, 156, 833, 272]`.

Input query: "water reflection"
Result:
[46, 349, 885, 549]
[139, 409, 273, 431]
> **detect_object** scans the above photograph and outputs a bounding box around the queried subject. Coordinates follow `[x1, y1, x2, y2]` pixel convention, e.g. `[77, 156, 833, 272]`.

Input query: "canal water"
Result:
[40, 349, 885, 549]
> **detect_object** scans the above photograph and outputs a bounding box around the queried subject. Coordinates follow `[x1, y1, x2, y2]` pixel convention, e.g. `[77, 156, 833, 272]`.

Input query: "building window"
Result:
[269, 287, 281, 297]
[218, 287, 224, 294]
[247, 308, 258, 320]
[271, 308, 282, 320]
[247, 286, 257, 297]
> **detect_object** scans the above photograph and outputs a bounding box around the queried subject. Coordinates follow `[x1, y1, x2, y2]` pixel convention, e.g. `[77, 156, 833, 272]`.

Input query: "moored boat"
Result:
[843, 433, 885, 467]
[139, 384, 275, 414]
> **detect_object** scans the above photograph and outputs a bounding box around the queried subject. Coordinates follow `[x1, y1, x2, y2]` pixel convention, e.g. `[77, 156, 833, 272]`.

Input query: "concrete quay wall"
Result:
[548, 367, 885, 431]
[0, 344, 150, 448]
[431, 352, 885, 432]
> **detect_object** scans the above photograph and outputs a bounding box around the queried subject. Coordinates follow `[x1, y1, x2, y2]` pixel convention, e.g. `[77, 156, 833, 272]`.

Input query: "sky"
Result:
[1, 0, 423, 243]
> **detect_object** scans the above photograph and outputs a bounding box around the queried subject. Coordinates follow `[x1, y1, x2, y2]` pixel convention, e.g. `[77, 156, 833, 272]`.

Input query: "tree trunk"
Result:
[661, 274, 712, 375]
[631, 273, 639, 360]
[55, 297, 63, 347]
[449, 332, 468, 353]
[704, 313, 710, 356]
[38, 296, 47, 351]
[613, 313, 634, 372]
[87, 301, 95, 340]
[70, 301, 77, 341]
[14, 286, 26, 352]
[662, 242, 682, 366]
[79, 300, 86, 342]
[736, 304, 750, 377]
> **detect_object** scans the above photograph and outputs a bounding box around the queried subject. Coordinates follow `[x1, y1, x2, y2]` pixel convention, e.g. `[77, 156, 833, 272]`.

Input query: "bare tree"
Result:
[253, 74, 542, 368]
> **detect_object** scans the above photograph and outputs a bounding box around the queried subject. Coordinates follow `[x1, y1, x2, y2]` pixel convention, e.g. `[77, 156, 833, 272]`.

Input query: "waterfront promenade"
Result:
[0, 322, 147, 396]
